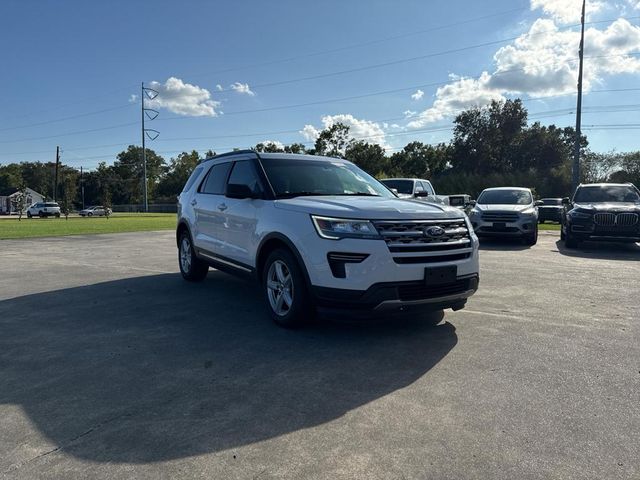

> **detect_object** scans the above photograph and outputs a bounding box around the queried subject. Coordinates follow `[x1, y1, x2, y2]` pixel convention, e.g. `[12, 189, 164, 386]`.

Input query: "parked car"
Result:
[79, 206, 111, 217]
[448, 194, 472, 212]
[561, 183, 640, 248]
[467, 187, 541, 245]
[538, 198, 564, 223]
[380, 178, 449, 205]
[26, 202, 61, 218]
[177, 151, 479, 327]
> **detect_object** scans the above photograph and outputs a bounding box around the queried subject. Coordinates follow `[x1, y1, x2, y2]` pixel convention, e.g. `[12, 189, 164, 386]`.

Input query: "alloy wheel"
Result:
[266, 260, 294, 316]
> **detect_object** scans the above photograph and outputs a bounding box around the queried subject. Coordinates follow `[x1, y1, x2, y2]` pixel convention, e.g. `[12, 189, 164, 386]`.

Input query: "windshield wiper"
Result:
[335, 192, 381, 197]
[277, 192, 330, 199]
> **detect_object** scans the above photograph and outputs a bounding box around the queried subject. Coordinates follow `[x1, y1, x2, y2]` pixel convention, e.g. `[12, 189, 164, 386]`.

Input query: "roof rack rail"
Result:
[198, 149, 259, 164]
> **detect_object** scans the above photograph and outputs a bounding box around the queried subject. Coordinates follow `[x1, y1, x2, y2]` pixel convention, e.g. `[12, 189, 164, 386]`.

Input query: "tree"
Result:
[254, 142, 285, 153]
[60, 175, 77, 220]
[345, 141, 387, 175]
[112, 146, 166, 204]
[314, 123, 352, 157]
[100, 184, 112, 219]
[10, 183, 28, 221]
[389, 142, 451, 178]
[156, 150, 200, 201]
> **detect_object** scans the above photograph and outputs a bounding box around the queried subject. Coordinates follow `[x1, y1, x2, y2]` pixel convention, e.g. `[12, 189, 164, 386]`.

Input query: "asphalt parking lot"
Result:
[1, 231, 638, 479]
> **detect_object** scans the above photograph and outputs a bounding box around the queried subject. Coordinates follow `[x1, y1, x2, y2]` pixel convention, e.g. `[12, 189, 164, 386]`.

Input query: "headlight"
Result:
[468, 208, 481, 218]
[520, 208, 537, 216]
[311, 215, 380, 240]
[568, 210, 592, 220]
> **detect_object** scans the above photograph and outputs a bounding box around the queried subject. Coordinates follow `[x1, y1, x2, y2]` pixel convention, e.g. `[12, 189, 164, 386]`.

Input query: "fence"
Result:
[112, 204, 178, 213]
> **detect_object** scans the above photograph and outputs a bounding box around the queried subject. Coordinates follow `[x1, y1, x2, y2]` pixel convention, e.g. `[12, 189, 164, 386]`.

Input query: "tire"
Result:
[524, 225, 538, 246]
[178, 232, 209, 282]
[564, 230, 579, 249]
[39, 212, 45, 218]
[55, 213, 60, 218]
[27, 212, 32, 218]
[560, 224, 566, 240]
[262, 248, 312, 328]
[88, 212, 93, 217]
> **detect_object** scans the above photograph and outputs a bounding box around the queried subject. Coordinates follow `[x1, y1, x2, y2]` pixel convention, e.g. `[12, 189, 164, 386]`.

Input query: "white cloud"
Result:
[259, 140, 285, 150]
[147, 77, 221, 117]
[403, 110, 417, 117]
[530, 0, 604, 24]
[407, 13, 640, 128]
[302, 114, 390, 150]
[411, 89, 424, 101]
[408, 73, 504, 128]
[215, 84, 223, 91]
[128, 94, 138, 103]
[230, 82, 255, 96]
[300, 124, 320, 141]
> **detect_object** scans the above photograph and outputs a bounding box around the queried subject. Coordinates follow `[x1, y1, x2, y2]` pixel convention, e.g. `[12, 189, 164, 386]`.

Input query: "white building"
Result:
[0, 187, 45, 214]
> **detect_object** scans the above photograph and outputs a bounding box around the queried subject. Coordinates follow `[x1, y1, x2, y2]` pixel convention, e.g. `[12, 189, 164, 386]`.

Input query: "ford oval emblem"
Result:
[424, 226, 445, 238]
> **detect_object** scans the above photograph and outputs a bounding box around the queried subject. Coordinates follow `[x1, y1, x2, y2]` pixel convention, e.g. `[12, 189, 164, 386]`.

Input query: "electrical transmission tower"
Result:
[141, 82, 159, 213]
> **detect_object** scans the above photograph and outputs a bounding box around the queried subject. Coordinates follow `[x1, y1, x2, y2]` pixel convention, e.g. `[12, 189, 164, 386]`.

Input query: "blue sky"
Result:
[1, 0, 639, 170]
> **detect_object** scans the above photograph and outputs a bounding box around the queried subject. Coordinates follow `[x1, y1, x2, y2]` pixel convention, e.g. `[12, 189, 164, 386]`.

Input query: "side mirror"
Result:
[390, 188, 399, 195]
[226, 183, 256, 199]
[534, 200, 544, 207]
[561, 197, 570, 205]
[466, 200, 477, 207]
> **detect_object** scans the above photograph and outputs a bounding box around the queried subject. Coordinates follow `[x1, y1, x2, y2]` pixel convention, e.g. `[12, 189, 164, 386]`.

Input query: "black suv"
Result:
[561, 183, 640, 248]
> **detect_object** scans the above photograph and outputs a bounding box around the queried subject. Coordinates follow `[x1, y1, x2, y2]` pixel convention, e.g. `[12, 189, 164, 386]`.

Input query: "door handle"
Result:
[191, 199, 197, 206]
[217, 203, 227, 211]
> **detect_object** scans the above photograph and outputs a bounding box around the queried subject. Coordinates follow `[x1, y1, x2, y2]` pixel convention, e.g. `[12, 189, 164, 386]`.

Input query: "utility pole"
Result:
[80, 166, 85, 209]
[572, 0, 586, 191]
[140, 82, 159, 213]
[141, 82, 147, 213]
[54, 146, 60, 202]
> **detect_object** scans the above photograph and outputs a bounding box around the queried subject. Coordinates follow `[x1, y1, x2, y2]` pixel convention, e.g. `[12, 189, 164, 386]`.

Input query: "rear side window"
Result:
[200, 162, 232, 195]
[182, 165, 204, 192]
[45, 203, 58, 207]
[227, 161, 261, 194]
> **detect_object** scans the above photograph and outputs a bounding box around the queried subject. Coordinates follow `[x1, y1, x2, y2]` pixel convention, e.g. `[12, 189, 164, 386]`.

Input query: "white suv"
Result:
[27, 202, 61, 218]
[177, 151, 479, 327]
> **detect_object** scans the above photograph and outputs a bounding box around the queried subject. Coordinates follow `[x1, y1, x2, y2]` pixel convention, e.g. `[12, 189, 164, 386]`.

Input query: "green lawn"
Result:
[0, 213, 176, 239]
[538, 223, 561, 231]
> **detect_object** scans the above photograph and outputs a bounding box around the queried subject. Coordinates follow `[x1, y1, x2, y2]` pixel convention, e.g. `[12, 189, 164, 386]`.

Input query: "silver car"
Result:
[467, 187, 541, 245]
[79, 206, 111, 217]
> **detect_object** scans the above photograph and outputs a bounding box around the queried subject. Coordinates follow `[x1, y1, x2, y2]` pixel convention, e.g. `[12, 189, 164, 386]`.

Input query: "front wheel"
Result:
[178, 232, 209, 281]
[262, 248, 312, 328]
[524, 225, 538, 246]
[27, 212, 32, 218]
[564, 229, 580, 249]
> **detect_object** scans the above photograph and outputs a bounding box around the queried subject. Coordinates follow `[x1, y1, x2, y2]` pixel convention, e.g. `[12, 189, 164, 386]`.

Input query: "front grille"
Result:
[594, 212, 639, 228]
[481, 212, 520, 223]
[398, 278, 471, 301]
[373, 218, 472, 264]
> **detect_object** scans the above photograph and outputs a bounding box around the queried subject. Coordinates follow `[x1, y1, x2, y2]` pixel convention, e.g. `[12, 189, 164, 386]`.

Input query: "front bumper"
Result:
[568, 221, 640, 242]
[471, 216, 537, 237]
[312, 274, 479, 316]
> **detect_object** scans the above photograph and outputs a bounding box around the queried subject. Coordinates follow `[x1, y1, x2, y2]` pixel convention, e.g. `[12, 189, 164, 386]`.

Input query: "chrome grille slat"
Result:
[373, 219, 472, 263]
[594, 212, 638, 228]
[481, 212, 520, 222]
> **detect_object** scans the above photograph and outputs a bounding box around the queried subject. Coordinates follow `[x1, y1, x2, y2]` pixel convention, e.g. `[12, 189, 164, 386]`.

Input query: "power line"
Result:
[0, 122, 138, 144]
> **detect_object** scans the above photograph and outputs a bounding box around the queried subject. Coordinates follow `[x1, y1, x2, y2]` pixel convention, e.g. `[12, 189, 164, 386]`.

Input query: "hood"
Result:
[474, 204, 534, 213]
[574, 202, 640, 213]
[274, 196, 463, 220]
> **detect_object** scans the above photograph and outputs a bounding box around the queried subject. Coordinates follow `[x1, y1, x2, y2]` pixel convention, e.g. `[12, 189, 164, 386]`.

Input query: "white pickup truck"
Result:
[380, 178, 450, 206]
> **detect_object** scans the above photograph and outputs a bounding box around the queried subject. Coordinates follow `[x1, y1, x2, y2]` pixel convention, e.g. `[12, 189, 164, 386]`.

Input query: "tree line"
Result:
[1, 99, 639, 208]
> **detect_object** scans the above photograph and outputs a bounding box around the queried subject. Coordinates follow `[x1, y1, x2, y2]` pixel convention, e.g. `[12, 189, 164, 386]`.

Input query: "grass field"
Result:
[0, 213, 176, 239]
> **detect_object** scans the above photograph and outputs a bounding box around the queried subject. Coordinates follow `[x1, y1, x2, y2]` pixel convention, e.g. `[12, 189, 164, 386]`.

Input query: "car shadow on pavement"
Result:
[555, 239, 640, 261]
[0, 272, 457, 465]
[478, 237, 531, 251]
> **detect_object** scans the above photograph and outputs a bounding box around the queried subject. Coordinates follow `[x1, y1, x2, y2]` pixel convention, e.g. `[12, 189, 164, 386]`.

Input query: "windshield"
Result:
[477, 189, 532, 205]
[541, 198, 562, 206]
[261, 158, 394, 199]
[574, 185, 640, 203]
[380, 180, 414, 194]
[44, 203, 59, 207]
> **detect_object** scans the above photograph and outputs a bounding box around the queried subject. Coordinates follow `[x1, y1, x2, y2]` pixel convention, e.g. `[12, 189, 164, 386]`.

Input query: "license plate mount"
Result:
[425, 265, 457, 286]
[493, 222, 506, 230]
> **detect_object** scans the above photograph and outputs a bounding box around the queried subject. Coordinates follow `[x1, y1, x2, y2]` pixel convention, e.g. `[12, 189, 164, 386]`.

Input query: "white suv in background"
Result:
[26, 202, 61, 218]
[176, 151, 480, 327]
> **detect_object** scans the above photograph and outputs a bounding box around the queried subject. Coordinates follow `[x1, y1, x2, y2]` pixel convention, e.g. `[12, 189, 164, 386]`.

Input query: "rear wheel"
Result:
[178, 232, 209, 281]
[262, 248, 312, 328]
